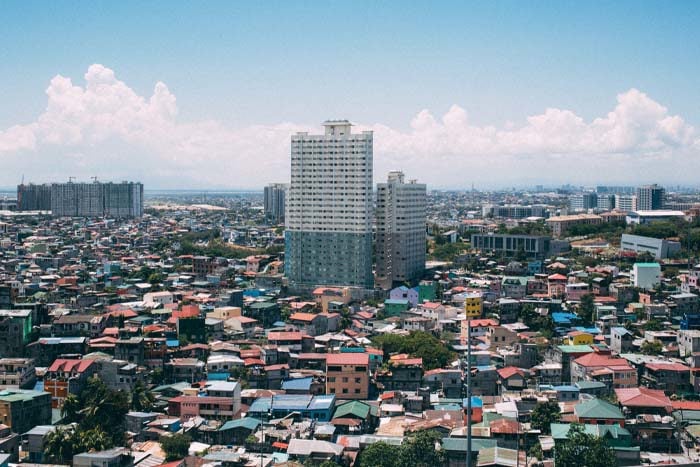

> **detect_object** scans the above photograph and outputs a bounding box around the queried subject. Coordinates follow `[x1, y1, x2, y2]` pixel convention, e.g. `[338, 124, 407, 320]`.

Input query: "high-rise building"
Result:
[264, 183, 288, 225]
[597, 194, 615, 211]
[636, 184, 665, 211]
[615, 194, 638, 212]
[569, 192, 597, 211]
[51, 181, 143, 217]
[17, 184, 52, 211]
[375, 171, 426, 289]
[285, 120, 373, 289]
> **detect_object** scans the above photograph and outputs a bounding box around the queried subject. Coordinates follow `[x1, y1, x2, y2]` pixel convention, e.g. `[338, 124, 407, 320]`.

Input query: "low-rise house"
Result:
[0, 358, 36, 389]
[574, 398, 626, 426]
[0, 389, 51, 434]
[43, 358, 97, 408]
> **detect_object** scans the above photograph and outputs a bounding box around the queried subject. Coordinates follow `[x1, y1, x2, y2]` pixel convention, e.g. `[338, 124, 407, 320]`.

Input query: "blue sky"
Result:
[0, 1, 699, 188]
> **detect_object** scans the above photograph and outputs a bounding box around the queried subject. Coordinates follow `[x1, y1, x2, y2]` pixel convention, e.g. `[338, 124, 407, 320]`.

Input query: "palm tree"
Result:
[44, 426, 74, 464]
[131, 382, 155, 412]
[61, 394, 81, 423]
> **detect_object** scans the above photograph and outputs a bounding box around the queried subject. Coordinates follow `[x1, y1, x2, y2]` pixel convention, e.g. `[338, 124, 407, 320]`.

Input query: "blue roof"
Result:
[249, 397, 272, 413]
[462, 396, 484, 408]
[553, 385, 579, 392]
[166, 339, 180, 347]
[308, 395, 335, 411]
[552, 312, 579, 324]
[573, 326, 601, 335]
[385, 299, 409, 305]
[281, 377, 313, 391]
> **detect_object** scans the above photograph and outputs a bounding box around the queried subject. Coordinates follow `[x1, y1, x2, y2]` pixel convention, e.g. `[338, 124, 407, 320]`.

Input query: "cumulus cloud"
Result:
[0, 64, 697, 188]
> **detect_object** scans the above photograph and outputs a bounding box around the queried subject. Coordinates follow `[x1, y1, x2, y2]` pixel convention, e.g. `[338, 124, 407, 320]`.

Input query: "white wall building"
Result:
[285, 120, 374, 288]
[375, 171, 426, 289]
[632, 263, 661, 290]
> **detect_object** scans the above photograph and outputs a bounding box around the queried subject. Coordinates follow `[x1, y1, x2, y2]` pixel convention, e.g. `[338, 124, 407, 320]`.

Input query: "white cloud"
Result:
[0, 64, 698, 188]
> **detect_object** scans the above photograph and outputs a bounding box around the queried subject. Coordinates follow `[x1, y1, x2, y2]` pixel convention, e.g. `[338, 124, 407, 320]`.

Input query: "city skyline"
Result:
[0, 1, 699, 189]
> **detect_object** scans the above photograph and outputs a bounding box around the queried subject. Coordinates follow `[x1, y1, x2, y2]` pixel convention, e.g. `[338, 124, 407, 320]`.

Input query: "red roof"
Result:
[327, 353, 369, 366]
[573, 353, 629, 368]
[173, 305, 200, 319]
[48, 358, 94, 373]
[268, 331, 303, 341]
[289, 312, 318, 322]
[646, 362, 690, 372]
[467, 318, 498, 327]
[672, 401, 700, 411]
[548, 274, 567, 281]
[497, 366, 525, 379]
[615, 387, 672, 410]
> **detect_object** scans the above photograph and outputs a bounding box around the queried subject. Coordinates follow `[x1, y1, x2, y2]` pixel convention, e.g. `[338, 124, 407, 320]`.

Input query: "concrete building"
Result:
[546, 214, 603, 237]
[636, 184, 665, 211]
[264, 183, 288, 225]
[470, 233, 567, 258]
[0, 389, 51, 434]
[16, 184, 51, 211]
[632, 263, 661, 290]
[375, 171, 426, 289]
[51, 181, 143, 217]
[285, 120, 374, 289]
[326, 353, 369, 400]
[596, 194, 615, 211]
[0, 310, 32, 358]
[615, 194, 638, 212]
[626, 210, 685, 225]
[0, 359, 36, 389]
[569, 193, 597, 211]
[483, 204, 548, 219]
[620, 234, 682, 259]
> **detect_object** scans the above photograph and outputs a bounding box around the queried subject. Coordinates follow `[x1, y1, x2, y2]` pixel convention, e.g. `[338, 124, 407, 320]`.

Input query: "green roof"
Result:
[574, 399, 624, 420]
[0, 389, 48, 402]
[551, 423, 630, 441]
[442, 437, 497, 452]
[220, 417, 261, 432]
[333, 401, 371, 420]
[575, 380, 607, 390]
[557, 345, 594, 354]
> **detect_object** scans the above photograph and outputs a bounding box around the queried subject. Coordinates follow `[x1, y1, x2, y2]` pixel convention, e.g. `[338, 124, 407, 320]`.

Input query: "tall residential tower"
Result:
[636, 184, 665, 211]
[285, 121, 374, 289]
[264, 183, 288, 225]
[375, 171, 427, 289]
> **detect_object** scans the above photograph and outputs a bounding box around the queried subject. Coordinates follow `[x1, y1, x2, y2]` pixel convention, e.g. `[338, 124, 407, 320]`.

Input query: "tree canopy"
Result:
[530, 400, 561, 435]
[554, 424, 616, 467]
[357, 431, 446, 467]
[371, 331, 455, 371]
[160, 433, 192, 461]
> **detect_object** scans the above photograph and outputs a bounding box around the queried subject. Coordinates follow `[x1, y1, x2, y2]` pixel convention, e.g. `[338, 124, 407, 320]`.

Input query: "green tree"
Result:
[357, 441, 401, 467]
[44, 426, 75, 464]
[398, 430, 446, 467]
[131, 381, 156, 412]
[640, 339, 663, 355]
[72, 427, 112, 454]
[554, 424, 616, 467]
[61, 394, 81, 423]
[371, 331, 455, 371]
[530, 400, 561, 434]
[160, 433, 192, 461]
[578, 294, 596, 323]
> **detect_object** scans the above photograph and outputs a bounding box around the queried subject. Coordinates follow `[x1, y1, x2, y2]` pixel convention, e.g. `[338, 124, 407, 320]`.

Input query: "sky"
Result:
[0, 0, 699, 189]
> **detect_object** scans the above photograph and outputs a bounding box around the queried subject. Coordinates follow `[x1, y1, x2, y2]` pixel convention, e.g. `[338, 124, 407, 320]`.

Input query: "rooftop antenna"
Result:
[91, 176, 98, 183]
[68, 177, 75, 183]
[21, 174, 24, 185]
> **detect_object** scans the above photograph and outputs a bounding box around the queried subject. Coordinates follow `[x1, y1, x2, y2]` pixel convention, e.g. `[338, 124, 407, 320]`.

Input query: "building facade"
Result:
[375, 171, 426, 289]
[16, 184, 51, 211]
[285, 121, 374, 289]
[264, 183, 288, 225]
[636, 184, 665, 211]
[51, 181, 143, 217]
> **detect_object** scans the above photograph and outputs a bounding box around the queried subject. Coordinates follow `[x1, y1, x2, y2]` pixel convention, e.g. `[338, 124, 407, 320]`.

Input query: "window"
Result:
[355, 378, 362, 384]
[342, 388, 348, 394]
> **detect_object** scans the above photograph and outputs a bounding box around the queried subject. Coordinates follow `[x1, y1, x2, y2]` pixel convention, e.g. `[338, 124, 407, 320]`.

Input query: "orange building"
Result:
[326, 353, 369, 400]
[43, 359, 97, 409]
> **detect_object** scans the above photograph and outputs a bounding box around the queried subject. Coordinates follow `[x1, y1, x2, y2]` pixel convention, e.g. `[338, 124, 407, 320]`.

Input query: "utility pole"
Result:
[466, 318, 472, 467]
